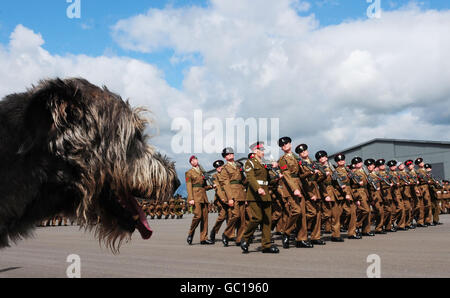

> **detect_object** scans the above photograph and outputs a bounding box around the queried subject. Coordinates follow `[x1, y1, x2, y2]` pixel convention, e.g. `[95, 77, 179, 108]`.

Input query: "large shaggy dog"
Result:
[0, 78, 180, 252]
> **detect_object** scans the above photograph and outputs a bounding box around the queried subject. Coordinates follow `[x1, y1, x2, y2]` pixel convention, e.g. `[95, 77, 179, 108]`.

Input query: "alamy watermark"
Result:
[66, 254, 81, 278]
[171, 110, 280, 157]
[366, 254, 381, 278]
[367, 0, 381, 19]
[66, 0, 81, 19]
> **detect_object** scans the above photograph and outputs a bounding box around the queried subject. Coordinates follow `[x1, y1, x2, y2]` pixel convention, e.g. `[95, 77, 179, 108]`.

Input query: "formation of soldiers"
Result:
[184, 138, 449, 254]
[139, 195, 189, 220]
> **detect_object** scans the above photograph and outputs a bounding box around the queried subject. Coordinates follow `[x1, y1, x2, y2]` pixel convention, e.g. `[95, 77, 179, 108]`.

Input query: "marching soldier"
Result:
[240, 142, 280, 254]
[351, 157, 374, 237]
[277, 137, 312, 249]
[186, 156, 214, 245]
[416, 158, 433, 226]
[220, 147, 248, 247]
[162, 201, 170, 219]
[296, 144, 326, 245]
[387, 160, 407, 230]
[316, 151, 344, 242]
[175, 195, 184, 219]
[365, 159, 386, 234]
[397, 162, 415, 229]
[406, 160, 425, 227]
[169, 197, 176, 219]
[334, 155, 360, 239]
[376, 159, 395, 232]
[210, 160, 233, 242]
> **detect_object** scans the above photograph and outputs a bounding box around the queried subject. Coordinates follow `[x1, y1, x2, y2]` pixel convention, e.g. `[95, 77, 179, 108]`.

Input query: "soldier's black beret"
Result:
[415, 158, 424, 165]
[351, 157, 363, 165]
[425, 164, 432, 169]
[278, 137, 292, 147]
[315, 151, 328, 161]
[405, 160, 414, 166]
[387, 160, 397, 167]
[364, 159, 376, 167]
[335, 153, 346, 162]
[222, 147, 234, 158]
[213, 160, 225, 169]
[295, 144, 308, 154]
[375, 159, 385, 167]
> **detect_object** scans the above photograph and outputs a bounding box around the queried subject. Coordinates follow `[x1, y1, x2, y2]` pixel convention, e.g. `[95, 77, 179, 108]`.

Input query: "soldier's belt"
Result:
[230, 180, 243, 185]
[257, 180, 269, 186]
[290, 174, 299, 178]
[192, 184, 204, 188]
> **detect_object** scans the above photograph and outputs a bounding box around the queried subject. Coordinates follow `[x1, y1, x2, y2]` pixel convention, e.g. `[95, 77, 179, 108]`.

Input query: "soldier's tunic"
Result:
[367, 171, 384, 232]
[219, 162, 247, 243]
[155, 203, 163, 219]
[417, 167, 433, 224]
[242, 157, 273, 249]
[377, 170, 393, 230]
[299, 157, 323, 241]
[336, 166, 357, 237]
[317, 163, 343, 238]
[427, 174, 442, 224]
[175, 198, 184, 218]
[162, 202, 170, 219]
[186, 166, 212, 242]
[270, 187, 286, 233]
[278, 152, 308, 241]
[211, 173, 233, 236]
[148, 201, 156, 219]
[351, 168, 372, 234]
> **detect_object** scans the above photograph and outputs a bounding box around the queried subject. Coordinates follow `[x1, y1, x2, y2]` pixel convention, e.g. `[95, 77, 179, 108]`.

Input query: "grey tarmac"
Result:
[1, 214, 450, 278]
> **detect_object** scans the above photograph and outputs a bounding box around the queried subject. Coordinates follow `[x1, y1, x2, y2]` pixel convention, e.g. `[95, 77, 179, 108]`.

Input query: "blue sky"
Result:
[1, 0, 448, 90]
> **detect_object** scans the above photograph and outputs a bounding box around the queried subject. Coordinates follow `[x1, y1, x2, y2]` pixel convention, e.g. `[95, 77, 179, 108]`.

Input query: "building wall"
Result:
[336, 141, 450, 180]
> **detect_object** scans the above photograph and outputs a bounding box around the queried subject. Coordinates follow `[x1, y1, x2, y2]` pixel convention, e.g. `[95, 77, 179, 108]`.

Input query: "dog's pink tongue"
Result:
[137, 210, 153, 240]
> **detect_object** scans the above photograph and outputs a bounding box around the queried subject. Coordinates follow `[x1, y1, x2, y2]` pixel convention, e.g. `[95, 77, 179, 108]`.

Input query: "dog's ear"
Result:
[19, 78, 83, 155]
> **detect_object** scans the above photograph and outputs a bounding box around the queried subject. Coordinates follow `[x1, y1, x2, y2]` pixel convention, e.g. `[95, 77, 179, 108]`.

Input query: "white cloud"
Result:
[111, 0, 450, 157]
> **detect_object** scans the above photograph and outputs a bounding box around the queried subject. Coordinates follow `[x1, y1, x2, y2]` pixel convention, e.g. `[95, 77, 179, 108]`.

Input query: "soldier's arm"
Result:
[279, 158, 300, 192]
[185, 172, 194, 203]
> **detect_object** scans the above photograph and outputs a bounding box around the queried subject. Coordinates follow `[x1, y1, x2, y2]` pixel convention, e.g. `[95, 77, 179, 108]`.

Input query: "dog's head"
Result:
[0, 78, 180, 252]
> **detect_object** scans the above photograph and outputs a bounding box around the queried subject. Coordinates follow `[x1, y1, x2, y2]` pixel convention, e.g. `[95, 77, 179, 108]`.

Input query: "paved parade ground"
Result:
[1, 214, 450, 278]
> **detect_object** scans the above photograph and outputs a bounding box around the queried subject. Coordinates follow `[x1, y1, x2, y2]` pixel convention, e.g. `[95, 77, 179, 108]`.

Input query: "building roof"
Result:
[330, 138, 450, 157]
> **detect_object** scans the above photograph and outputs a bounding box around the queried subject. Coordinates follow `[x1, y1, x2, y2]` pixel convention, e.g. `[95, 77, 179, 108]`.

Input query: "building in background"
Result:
[330, 139, 450, 180]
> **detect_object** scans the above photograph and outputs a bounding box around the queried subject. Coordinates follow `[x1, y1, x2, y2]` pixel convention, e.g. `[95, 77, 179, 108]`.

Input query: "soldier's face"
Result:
[300, 151, 309, 159]
[368, 165, 375, 171]
[419, 162, 425, 168]
[319, 157, 328, 164]
[426, 168, 432, 172]
[398, 164, 405, 170]
[255, 149, 264, 159]
[408, 165, 414, 170]
[390, 166, 397, 171]
[379, 165, 386, 170]
[337, 160, 346, 167]
[356, 162, 363, 169]
[225, 153, 235, 161]
[190, 159, 198, 167]
[217, 166, 223, 172]
[282, 143, 291, 152]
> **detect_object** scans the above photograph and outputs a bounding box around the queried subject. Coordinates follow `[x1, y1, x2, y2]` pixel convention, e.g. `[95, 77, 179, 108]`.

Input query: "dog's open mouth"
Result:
[117, 195, 153, 240]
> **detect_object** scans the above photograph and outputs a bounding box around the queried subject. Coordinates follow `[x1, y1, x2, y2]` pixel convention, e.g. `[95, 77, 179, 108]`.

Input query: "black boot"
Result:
[222, 233, 229, 247]
[187, 234, 194, 245]
[240, 241, 249, 254]
[262, 245, 280, 254]
[282, 234, 290, 249]
[210, 230, 216, 242]
[296, 240, 314, 248]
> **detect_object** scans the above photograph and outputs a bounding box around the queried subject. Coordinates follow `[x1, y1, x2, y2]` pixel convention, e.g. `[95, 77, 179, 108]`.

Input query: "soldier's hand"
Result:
[341, 185, 347, 189]
[326, 171, 331, 176]
[359, 181, 364, 186]
[189, 200, 195, 206]
[258, 188, 266, 196]
[272, 162, 279, 168]
[325, 196, 332, 202]
[294, 189, 302, 197]
[357, 201, 361, 207]
[314, 170, 320, 175]
[346, 195, 352, 200]
[311, 196, 317, 201]
[228, 200, 234, 207]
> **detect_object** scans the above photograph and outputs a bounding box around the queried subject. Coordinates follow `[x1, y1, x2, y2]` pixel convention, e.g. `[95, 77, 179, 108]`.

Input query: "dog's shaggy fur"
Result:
[0, 78, 180, 252]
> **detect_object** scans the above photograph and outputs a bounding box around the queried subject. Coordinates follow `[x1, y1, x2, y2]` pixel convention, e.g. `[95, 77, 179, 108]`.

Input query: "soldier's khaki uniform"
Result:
[317, 164, 343, 239]
[155, 203, 163, 219]
[169, 198, 176, 219]
[278, 153, 308, 242]
[351, 169, 372, 234]
[186, 167, 212, 242]
[148, 201, 156, 219]
[270, 187, 286, 234]
[242, 157, 273, 249]
[336, 166, 358, 237]
[299, 158, 323, 241]
[211, 173, 232, 237]
[162, 202, 170, 219]
[219, 162, 247, 243]
[367, 171, 384, 232]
